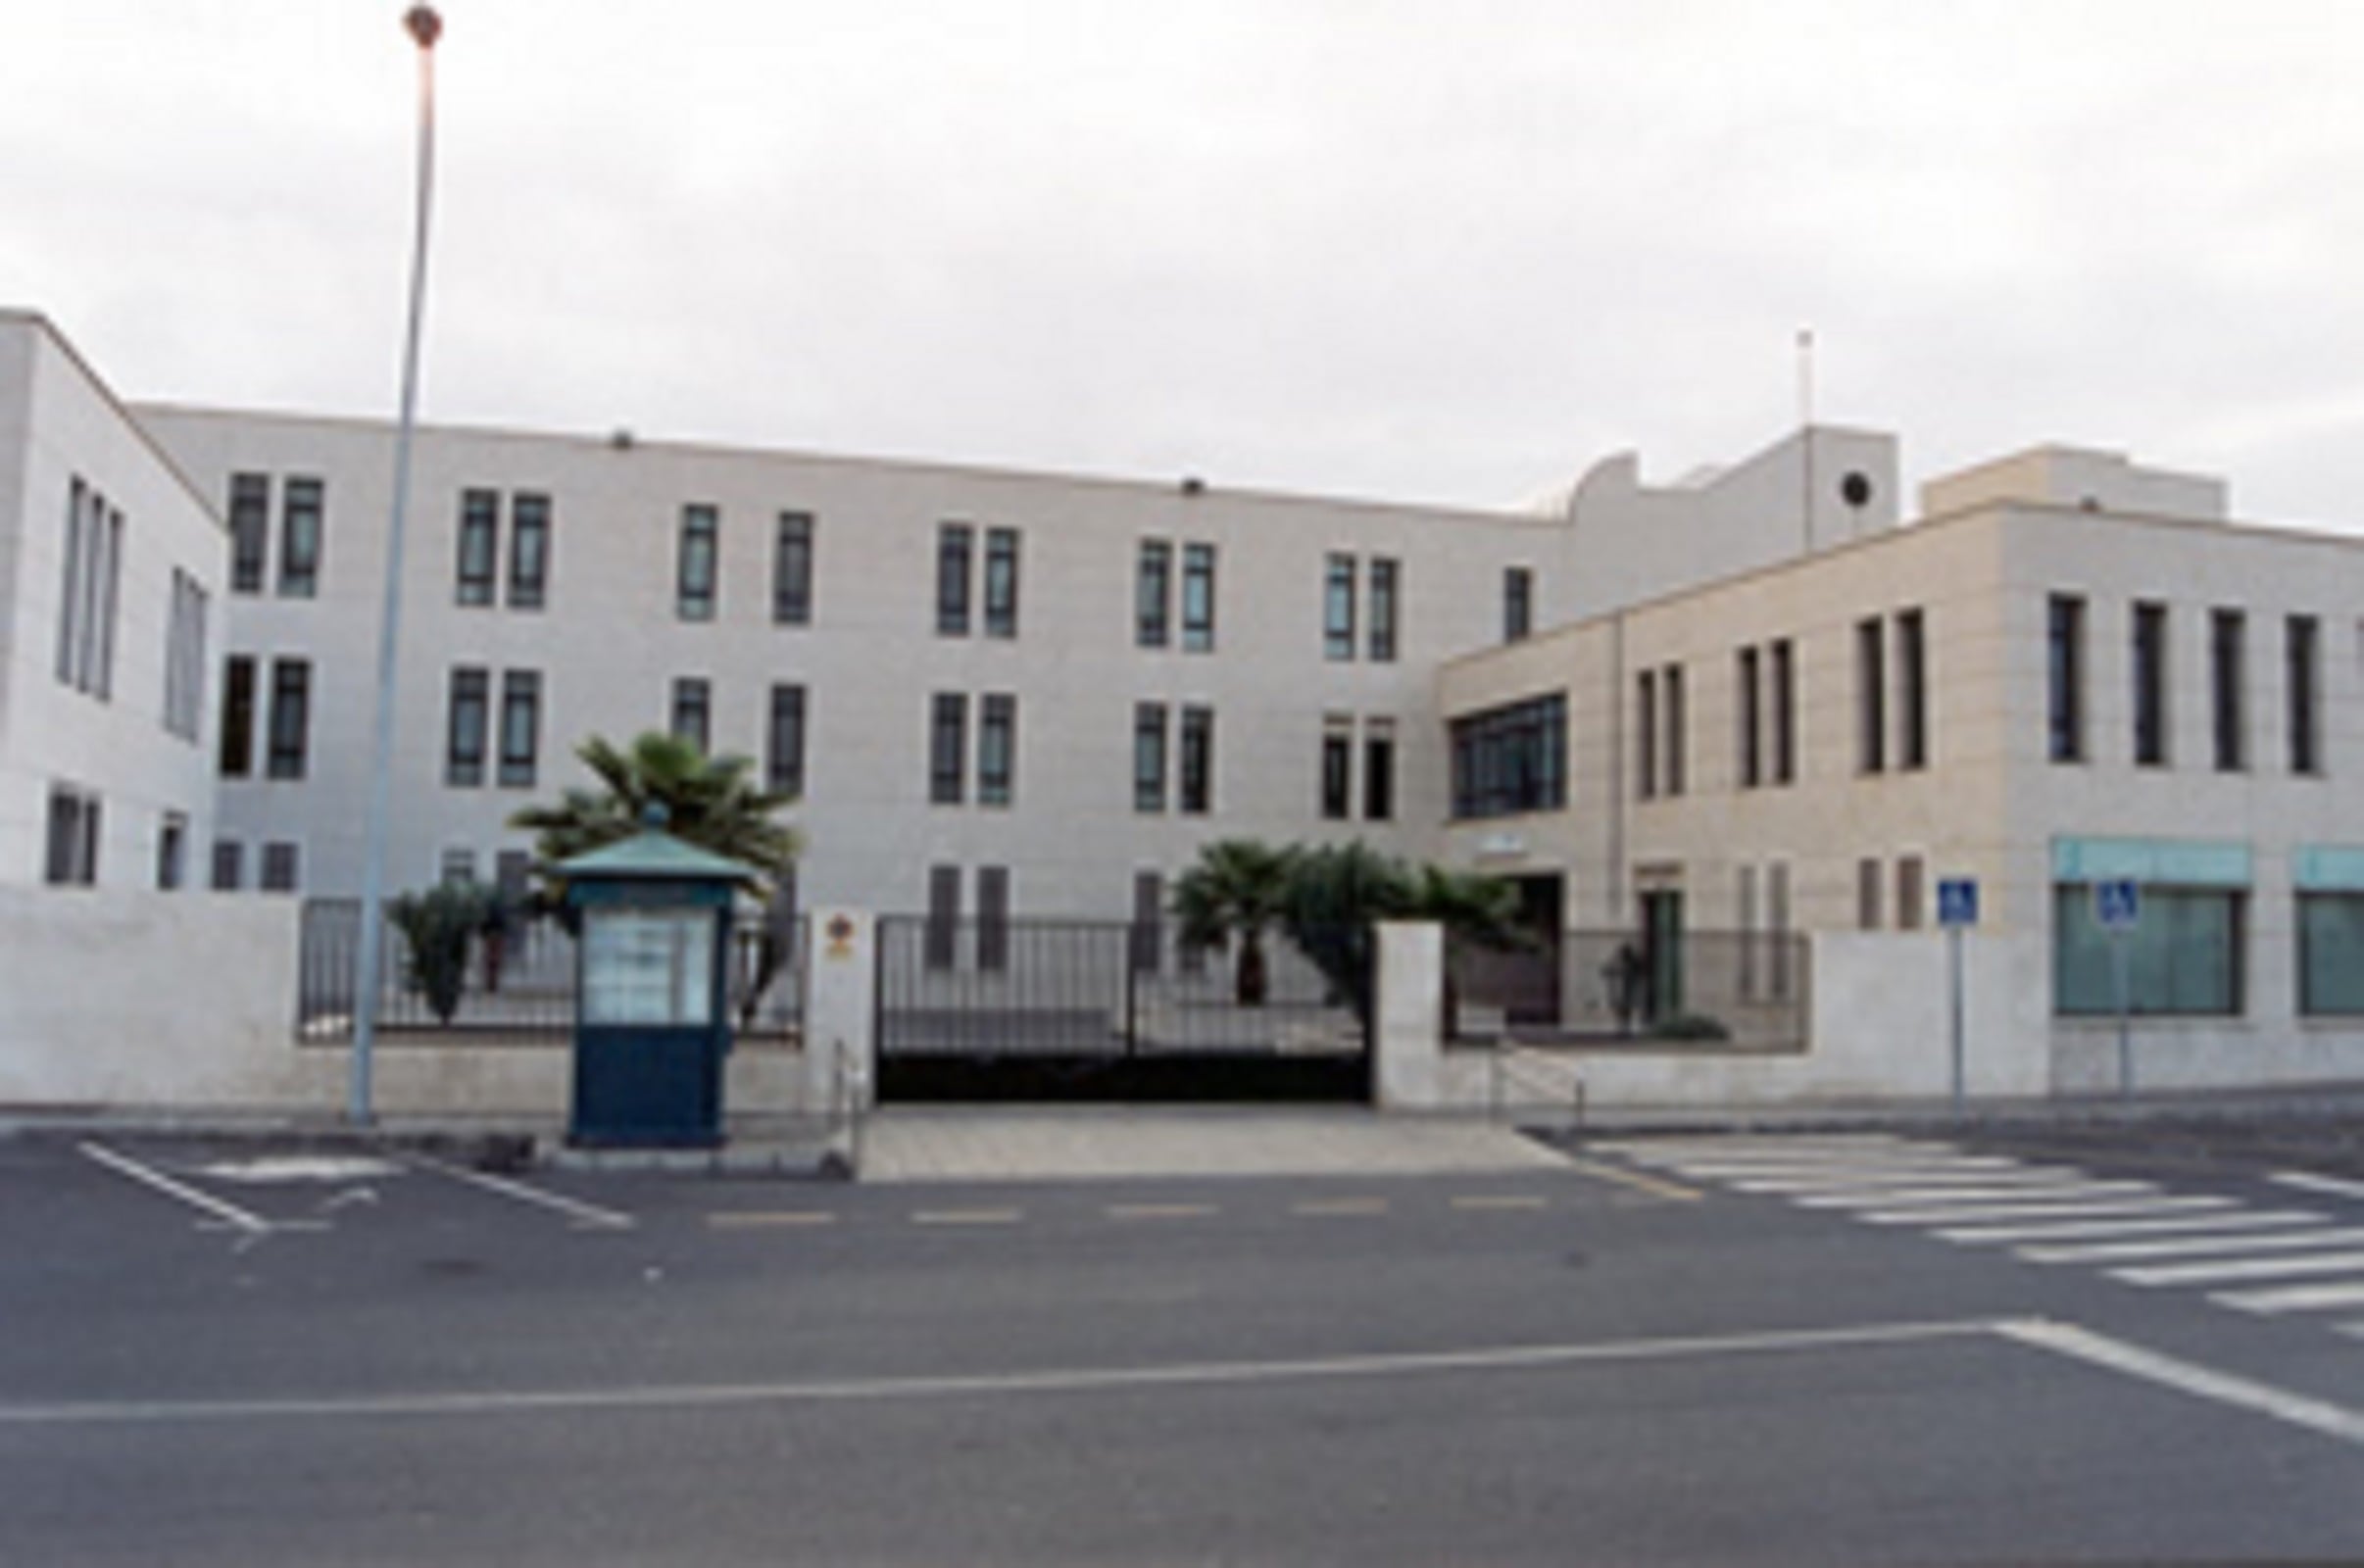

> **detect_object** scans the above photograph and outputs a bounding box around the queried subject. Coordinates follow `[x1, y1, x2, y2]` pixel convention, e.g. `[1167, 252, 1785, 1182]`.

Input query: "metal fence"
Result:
[296, 900, 806, 1043]
[1451, 928, 1809, 1051]
[874, 918, 1369, 1101]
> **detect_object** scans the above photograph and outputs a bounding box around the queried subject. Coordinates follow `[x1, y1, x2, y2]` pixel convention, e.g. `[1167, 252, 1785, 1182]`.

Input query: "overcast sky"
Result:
[5, 1, 2360, 522]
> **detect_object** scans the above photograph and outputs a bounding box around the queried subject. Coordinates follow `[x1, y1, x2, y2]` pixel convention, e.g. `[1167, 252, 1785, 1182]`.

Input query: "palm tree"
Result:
[1404, 864, 1530, 1034]
[1278, 842, 1416, 1026]
[509, 731, 802, 905]
[1171, 839, 1299, 1004]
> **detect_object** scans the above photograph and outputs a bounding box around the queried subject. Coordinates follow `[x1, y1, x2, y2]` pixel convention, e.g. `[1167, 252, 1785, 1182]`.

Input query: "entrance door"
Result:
[1505, 874, 1563, 1024]
[1639, 889, 1685, 1025]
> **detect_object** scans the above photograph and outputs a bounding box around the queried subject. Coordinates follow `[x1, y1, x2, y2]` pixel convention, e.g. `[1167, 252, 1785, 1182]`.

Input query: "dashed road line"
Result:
[911, 1207, 1024, 1227]
[1292, 1198, 1390, 1217]
[1105, 1202, 1217, 1222]
[1452, 1195, 1551, 1211]
[708, 1210, 840, 1230]
[403, 1152, 635, 1231]
[78, 1141, 273, 1236]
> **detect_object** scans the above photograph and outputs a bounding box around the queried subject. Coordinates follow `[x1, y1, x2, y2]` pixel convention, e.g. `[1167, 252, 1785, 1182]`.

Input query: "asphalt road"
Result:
[5, 1122, 2364, 1565]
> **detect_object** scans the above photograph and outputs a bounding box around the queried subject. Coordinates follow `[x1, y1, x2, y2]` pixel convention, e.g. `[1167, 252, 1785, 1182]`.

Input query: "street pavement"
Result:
[5, 1120, 2364, 1564]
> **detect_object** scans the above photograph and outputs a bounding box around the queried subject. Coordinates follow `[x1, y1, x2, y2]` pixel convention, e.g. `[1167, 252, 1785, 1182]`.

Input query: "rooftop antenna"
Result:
[1798, 324, 1816, 554]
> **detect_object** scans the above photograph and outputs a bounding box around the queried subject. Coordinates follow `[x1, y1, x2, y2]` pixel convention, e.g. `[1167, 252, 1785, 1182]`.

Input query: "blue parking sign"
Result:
[2093, 878, 2141, 930]
[1937, 878, 1979, 928]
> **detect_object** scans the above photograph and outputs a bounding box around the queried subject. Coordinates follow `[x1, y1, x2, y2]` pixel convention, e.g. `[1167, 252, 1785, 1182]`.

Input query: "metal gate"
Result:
[874, 917, 1370, 1102]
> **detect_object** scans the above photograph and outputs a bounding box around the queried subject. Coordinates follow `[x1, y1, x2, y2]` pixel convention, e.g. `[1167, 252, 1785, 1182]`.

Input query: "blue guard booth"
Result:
[559, 824, 754, 1149]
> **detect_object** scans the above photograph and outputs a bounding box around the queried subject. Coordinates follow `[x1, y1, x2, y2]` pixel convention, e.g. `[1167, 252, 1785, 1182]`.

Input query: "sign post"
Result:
[1936, 878, 1980, 1114]
[2093, 879, 2142, 1097]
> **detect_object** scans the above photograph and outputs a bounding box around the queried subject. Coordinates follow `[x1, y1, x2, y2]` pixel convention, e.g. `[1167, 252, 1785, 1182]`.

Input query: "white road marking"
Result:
[2213, 1279, 2364, 1316]
[1859, 1195, 2236, 1226]
[707, 1210, 838, 1229]
[2017, 1225, 2364, 1265]
[911, 1208, 1024, 1226]
[0, 1316, 2008, 1428]
[1997, 1318, 2364, 1449]
[1452, 1195, 1551, 1211]
[403, 1152, 634, 1231]
[2271, 1171, 2364, 1204]
[2111, 1250, 2364, 1289]
[1937, 1209, 2326, 1246]
[1796, 1180, 2153, 1209]
[1106, 1202, 1218, 1221]
[78, 1142, 273, 1235]
[195, 1155, 403, 1184]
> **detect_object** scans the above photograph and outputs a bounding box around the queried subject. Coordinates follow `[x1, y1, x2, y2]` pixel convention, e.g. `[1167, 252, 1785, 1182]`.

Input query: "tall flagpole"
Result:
[351, 4, 443, 1124]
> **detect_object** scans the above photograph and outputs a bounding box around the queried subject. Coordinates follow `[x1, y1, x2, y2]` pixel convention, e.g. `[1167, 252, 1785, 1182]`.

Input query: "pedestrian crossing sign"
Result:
[2093, 878, 2141, 930]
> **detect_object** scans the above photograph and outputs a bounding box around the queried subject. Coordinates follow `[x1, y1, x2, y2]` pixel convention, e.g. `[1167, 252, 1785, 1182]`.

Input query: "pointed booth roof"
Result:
[555, 827, 757, 884]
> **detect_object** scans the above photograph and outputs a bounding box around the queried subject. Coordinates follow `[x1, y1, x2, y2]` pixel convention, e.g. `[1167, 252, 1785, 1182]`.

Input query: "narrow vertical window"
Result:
[1857, 857, 1883, 930]
[1363, 718, 1396, 821]
[1737, 646, 1762, 789]
[2289, 613, 2323, 774]
[1856, 616, 1887, 773]
[766, 683, 807, 797]
[1636, 669, 1658, 800]
[156, 813, 187, 892]
[1896, 610, 1928, 770]
[1504, 566, 1533, 643]
[219, 655, 256, 778]
[1179, 706, 1213, 814]
[456, 489, 499, 606]
[930, 692, 967, 805]
[56, 480, 89, 688]
[1324, 554, 1355, 661]
[508, 493, 551, 611]
[670, 677, 712, 753]
[211, 840, 243, 891]
[1896, 856, 1925, 931]
[1133, 702, 1168, 812]
[2132, 601, 2169, 766]
[676, 504, 718, 621]
[1368, 557, 1399, 662]
[983, 526, 1019, 638]
[228, 473, 270, 593]
[1662, 664, 1686, 797]
[1181, 543, 1216, 652]
[163, 569, 209, 742]
[1767, 862, 1793, 998]
[266, 659, 311, 779]
[1736, 864, 1758, 1001]
[277, 477, 323, 598]
[445, 666, 489, 786]
[978, 693, 1016, 806]
[2048, 595, 2087, 762]
[90, 500, 123, 700]
[498, 670, 541, 788]
[440, 849, 477, 887]
[43, 787, 100, 886]
[1771, 638, 1797, 785]
[1320, 718, 1354, 820]
[924, 865, 960, 971]
[977, 866, 1011, 973]
[1136, 541, 1171, 647]
[936, 522, 973, 635]
[772, 512, 813, 625]
[2210, 609, 2244, 771]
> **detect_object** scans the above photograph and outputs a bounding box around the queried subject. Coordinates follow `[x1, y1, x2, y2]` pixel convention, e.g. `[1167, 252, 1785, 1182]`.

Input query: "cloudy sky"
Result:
[5, 1, 2360, 523]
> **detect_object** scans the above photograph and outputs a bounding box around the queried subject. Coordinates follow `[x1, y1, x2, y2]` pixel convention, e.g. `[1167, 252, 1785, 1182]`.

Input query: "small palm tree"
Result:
[1172, 839, 1299, 1005]
[1405, 865, 1530, 1033]
[1280, 842, 1416, 1026]
[510, 731, 802, 905]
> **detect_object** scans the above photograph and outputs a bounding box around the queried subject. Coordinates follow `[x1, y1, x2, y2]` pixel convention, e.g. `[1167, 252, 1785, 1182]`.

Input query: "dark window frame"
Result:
[277, 477, 323, 598]
[931, 692, 967, 805]
[772, 512, 813, 626]
[266, 659, 311, 780]
[456, 489, 499, 606]
[978, 693, 1016, 807]
[508, 493, 551, 611]
[937, 522, 973, 636]
[983, 526, 1019, 639]
[676, 505, 718, 621]
[498, 669, 540, 788]
[446, 666, 489, 787]
[1181, 543, 1216, 653]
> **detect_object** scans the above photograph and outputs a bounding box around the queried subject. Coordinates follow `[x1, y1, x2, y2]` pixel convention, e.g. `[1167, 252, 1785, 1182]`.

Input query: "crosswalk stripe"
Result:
[1795, 1181, 2152, 1209]
[1937, 1209, 2327, 1245]
[2111, 1250, 2364, 1289]
[2016, 1225, 2364, 1264]
[2214, 1279, 2364, 1315]
[2271, 1171, 2364, 1204]
[1732, 1166, 2072, 1193]
[1589, 1136, 1919, 1156]
[1860, 1195, 2236, 1226]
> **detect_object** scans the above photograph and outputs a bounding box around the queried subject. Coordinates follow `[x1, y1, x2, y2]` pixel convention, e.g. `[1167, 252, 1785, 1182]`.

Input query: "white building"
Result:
[130, 398, 1891, 934]
[0, 313, 220, 891]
